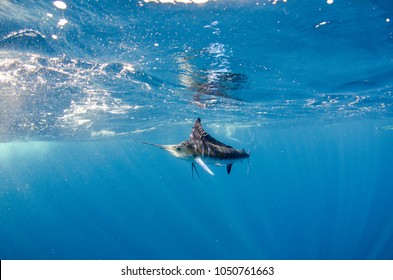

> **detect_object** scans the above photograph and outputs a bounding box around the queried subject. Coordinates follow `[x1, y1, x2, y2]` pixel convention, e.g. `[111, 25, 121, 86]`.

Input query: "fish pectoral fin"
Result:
[194, 157, 214, 176]
[226, 163, 233, 175]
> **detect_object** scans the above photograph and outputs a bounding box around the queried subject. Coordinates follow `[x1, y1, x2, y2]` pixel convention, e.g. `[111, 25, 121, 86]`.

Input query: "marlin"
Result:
[138, 118, 250, 177]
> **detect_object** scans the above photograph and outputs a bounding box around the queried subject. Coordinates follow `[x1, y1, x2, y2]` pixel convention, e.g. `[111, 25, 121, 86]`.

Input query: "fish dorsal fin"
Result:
[190, 118, 207, 140]
[190, 118, 233, 148]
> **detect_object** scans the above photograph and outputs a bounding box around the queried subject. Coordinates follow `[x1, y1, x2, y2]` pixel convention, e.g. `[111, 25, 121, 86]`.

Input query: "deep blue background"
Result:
[1, 121, 393, 259]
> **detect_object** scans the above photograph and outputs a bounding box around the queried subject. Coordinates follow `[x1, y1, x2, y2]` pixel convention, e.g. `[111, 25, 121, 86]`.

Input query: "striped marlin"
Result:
[139, 118, 250, 177]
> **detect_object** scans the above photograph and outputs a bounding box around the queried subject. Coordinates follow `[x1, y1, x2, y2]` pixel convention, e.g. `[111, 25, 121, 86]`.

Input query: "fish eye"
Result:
[176, 147, 181, 151]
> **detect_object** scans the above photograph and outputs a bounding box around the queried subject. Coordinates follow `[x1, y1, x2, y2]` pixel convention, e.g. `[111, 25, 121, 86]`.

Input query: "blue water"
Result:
[1, 0, 393, 260]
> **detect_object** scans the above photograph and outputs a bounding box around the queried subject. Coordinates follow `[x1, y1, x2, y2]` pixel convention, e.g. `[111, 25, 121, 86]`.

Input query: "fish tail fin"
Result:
[247, 134, 255, 156]
[246, 134, 254, 175]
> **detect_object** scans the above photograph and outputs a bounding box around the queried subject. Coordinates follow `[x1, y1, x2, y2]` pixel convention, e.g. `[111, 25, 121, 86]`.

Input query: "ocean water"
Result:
[1, 0, 393, 260]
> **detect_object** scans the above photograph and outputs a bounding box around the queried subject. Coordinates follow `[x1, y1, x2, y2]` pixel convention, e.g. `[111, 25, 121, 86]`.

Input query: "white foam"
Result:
[57, 18, 68, 27]
[53, 1, 67, 10]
